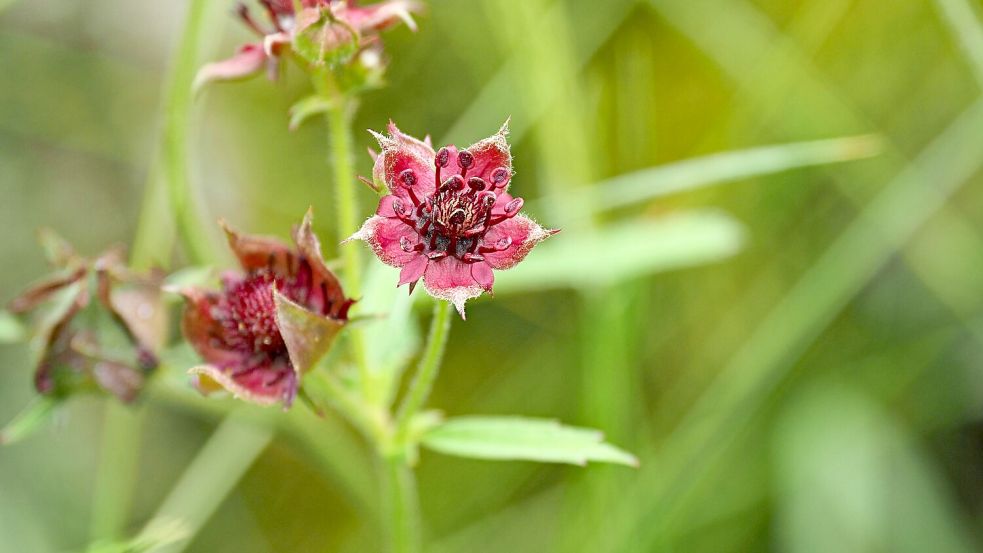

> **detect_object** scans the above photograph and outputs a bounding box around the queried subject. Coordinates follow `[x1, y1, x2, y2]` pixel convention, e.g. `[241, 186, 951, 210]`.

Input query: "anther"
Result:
[504, 197, 524, 215]
[491, 167, 510, 186]
[467, 177, 487, 192]
[435, 148, 450, 168]
[478, 191, 497, 207]
[400, 236, 423, 253]
[440, 175, 465, 192]
[399, 169, 416, 187]
[462, 252, 485, 263]
[392, 198, 406, 215]
[458, 150, 474, 173]
[449, 209, 466, 226]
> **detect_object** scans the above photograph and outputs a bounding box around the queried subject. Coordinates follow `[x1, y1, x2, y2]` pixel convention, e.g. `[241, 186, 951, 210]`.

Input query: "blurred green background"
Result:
[3, 0, 983, 551]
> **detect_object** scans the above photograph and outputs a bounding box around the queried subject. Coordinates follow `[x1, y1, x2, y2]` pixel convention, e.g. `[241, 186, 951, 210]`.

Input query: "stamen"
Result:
[435, 147, 450, 183]
[462, 252, 485, 263]
[236, 3, 267, 36]
[449, 209, 466, 226]
[479, 236, 512, 254]
[467, 177, 487, 192]
[258, 0, 285, 32]
[399, 169, 421, 205]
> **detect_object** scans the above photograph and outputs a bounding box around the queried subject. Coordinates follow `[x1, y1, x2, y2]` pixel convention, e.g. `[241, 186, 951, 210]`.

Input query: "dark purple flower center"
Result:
[392, 149, 522, 263]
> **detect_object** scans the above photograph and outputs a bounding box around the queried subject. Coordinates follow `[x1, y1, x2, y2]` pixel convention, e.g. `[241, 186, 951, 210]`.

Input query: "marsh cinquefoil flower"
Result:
[349, 121, 558, 317]
[174, 210, 352, 407]
[195, 0, 421, 89]
[7, 234, 165, 403]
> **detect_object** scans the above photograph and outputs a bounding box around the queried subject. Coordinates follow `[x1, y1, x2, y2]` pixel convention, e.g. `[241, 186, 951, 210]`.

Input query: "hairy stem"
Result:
[381, 455, 421, 553]
[394, 300, 453, 442]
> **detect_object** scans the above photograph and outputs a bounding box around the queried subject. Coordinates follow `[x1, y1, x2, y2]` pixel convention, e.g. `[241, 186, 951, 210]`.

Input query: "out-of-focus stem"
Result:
[160, 0, 216, 265]
[89, 403, 143, 542]
[381, 455, 421, 553]
[394, 300, 453, 443]
[91, 0, 215, 544]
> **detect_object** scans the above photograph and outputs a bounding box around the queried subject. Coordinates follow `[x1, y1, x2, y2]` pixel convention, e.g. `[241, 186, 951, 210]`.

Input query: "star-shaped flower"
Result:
[173, 210, 353, 407]
[349, 120, 558, 317]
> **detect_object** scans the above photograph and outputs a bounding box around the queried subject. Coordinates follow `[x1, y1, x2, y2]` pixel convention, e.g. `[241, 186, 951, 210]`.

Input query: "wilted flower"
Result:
[195, 0, 421, 89]
[6, 233, 165, 403]
[349, 120, 558, 317]
[173, 210, 352, 407]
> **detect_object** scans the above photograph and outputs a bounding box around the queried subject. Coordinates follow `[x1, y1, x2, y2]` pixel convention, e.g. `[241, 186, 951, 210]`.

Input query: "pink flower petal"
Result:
[482, 215, 556, 270]
[398, 254, 428, 287]
[370, 128, 437, 201]
[343, 0, 422, 32]
[190, 359, 297, 407]
[193, 43, 267, 91]
[376, 194, 399, 217]
[491, 192, 515, 216]
[348, 215, 420, 268]
[423, 256, 485, 318]
[464, 120, 512, 187]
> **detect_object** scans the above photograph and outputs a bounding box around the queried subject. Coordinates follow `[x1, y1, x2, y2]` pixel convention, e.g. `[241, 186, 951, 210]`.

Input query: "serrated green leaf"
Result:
[494, 210, 744, 294]
[422, 416, 638, 467]
[289, 94, 335, 131]
[0, 310, 26, 343]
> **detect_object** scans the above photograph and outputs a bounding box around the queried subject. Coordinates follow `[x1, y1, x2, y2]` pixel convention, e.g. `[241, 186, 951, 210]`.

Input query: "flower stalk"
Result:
[394, 299, 452, 445]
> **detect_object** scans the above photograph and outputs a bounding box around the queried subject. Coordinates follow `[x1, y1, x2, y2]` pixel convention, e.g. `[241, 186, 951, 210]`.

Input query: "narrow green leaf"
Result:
[0, 310, 25, 343]
[494, 210, 744, 294]
[423, 416, 638, 467]
[569, 135, 882, 212]
[289, 95, 335, 131]
[1, 397, 57, 446]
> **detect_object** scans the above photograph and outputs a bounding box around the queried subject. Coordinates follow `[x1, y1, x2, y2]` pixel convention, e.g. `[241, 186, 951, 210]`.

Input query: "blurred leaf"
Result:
[0, 397, 56, 446]
[571, 135, 883, 212]
[932, 0, 983, 88]
[422, 416, 638, 467]
[289, 94, 335, 131]
[494, 210, 744, 294]
[0, 310, 25, 343]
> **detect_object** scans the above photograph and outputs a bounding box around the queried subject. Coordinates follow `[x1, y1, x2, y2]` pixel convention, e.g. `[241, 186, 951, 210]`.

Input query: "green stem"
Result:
[324, 98, 373, 399]
[381, 456, 421, 553]
[394, 300, 453, 443]
[161, 0, 215, 265]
